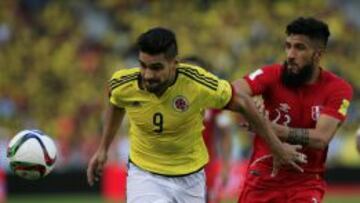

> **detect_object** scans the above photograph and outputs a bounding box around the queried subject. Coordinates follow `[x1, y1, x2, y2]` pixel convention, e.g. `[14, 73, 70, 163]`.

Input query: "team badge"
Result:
[172, 96, 189, 112]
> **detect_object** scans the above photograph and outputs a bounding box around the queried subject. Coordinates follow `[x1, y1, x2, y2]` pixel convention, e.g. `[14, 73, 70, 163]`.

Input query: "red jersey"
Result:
[243, 64, 353, 188]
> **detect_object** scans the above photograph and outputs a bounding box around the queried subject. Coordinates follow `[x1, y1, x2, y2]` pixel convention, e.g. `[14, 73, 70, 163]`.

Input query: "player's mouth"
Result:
[144, 80, 162, 91]
[145, 80, 160, 86]
[287, 63, 300, 74]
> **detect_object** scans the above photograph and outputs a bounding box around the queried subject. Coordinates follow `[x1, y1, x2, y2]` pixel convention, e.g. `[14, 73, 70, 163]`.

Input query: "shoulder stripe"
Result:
[110, 77, 138, 90]
[109, 74, 138, 90]
[178, 68, 218, 90]
[109, 72, 139, 86]
[109, 76, 137, 87]
[178, 67, 218, 86]
[178, 70, 218, 91]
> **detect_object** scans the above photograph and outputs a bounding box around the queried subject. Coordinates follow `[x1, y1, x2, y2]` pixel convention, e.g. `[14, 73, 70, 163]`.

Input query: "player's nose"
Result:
[287, 58, 296, 65]
[286, 48, 297, 60]
[143, 69, 155, 80]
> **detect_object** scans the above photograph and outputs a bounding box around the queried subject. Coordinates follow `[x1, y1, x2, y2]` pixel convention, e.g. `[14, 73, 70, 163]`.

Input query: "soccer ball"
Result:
[7, 129, 57, 180]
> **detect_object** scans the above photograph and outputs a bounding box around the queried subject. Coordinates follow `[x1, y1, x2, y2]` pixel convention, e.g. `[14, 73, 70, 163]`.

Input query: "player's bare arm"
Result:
[271, 115, 341, 149]
[87, 103, 125, 186]
[232, 78, 253, 96]
[227, 80, 306, 171]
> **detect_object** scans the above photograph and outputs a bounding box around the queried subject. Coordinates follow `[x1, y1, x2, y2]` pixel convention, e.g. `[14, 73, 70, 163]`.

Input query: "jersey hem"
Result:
[129, 158, 205, 177]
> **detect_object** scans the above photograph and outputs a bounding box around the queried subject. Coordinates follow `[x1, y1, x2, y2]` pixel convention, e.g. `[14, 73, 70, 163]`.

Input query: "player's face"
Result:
[138, 52, 177, 94]
[282, 34, 318, 87]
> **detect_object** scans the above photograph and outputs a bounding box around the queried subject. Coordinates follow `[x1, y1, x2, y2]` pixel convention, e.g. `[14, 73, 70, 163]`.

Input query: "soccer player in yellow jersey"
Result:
[87, 27, 306, 203]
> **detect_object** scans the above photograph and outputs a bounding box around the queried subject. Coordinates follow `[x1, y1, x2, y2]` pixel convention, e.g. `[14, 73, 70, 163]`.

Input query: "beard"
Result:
[143, 79, 169, 93]
[144, 80, 163, 92]
[281, 60, 315, 88]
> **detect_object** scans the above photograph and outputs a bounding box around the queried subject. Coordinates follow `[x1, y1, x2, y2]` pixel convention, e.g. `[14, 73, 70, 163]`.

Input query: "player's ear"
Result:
[170, 57, 178, 69]
[173, 57, 179, 66]
[312, 48, 323, 62]
[314, 41, 326, 60]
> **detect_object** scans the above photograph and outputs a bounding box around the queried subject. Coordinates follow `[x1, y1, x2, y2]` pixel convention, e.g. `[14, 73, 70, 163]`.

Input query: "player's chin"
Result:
[145, 85, 160, 92]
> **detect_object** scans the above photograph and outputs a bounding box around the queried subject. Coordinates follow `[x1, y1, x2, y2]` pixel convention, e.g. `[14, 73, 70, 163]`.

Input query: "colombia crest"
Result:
[172, 96, 189, 112]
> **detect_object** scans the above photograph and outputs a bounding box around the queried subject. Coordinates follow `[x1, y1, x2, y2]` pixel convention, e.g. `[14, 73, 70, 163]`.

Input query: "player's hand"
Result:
[271, 143, 307, 177]
[87, 149, 108, 186]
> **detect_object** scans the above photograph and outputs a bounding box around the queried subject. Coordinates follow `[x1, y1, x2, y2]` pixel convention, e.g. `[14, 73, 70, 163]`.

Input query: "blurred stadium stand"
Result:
[0, 0, 360, 201]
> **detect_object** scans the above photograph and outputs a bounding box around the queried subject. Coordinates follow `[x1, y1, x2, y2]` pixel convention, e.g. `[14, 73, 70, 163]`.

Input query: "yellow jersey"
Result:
[109, 63, 232, 175]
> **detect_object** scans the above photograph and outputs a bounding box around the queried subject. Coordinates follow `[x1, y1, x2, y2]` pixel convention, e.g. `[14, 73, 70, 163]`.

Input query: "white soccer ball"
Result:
[7, 129, 57, 180]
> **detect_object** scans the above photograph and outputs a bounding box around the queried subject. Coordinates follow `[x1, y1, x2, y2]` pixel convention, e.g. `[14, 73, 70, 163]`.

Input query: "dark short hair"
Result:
[136, 27, 178, 59]
[286, 17, 330, 48]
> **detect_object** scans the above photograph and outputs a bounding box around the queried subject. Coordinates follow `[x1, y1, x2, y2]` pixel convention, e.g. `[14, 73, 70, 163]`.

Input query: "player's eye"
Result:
[284, 42, 292, 50]
[295, 44, 307, 50]
[139, 62, 146, 69]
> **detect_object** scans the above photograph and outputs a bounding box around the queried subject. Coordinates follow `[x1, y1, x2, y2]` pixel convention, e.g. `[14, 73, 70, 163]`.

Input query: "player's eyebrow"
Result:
[138, 60, 163, 67]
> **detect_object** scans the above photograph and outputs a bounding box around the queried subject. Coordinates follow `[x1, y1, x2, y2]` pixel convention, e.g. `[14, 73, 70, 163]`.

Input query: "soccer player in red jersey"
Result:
[233, 17, 353, 203]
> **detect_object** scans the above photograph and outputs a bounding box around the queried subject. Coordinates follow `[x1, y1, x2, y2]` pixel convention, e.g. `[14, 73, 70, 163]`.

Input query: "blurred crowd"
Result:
[0, 0, 360, 172]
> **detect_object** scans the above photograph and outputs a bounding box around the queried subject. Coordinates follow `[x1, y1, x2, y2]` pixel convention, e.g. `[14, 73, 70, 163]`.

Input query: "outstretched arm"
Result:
[229, 79, 284, 154]
[227, 79, 306, 171]
[225, 88, 284, 154]
[87, 103, 125, 186]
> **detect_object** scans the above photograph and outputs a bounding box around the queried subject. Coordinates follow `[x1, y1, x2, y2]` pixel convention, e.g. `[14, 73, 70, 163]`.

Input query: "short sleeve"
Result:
[109, 91, 125, 108]
[178, 64, 233, 109]
[244, 65, 279, 96]
[108, 68, 140, 108]
[321, 81, 353, 121]
[108, 72, 126, 108]
[206, 79, 233, 109]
